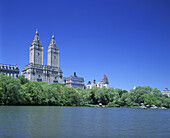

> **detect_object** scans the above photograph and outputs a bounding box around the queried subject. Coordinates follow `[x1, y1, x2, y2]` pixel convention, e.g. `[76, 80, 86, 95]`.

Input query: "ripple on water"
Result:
[0, 106, 169, 137]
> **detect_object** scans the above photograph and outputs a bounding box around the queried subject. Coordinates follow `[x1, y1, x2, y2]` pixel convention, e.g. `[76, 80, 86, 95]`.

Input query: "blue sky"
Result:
[0, 0, 170, 91]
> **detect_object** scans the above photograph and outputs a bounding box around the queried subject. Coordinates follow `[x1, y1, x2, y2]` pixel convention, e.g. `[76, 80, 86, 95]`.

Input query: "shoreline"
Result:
[0, 105, 169, 109]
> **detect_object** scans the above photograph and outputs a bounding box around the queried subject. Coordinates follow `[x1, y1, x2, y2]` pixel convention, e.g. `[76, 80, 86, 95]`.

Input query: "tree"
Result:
[0, 73, 24, 105]
[0, 73, 169, 108]
[22, 82, 45, 105]
[144, 94, 155, 106]
[61, 86, 80, 106]
[43, 84, 62, 105]
[129, 86, 152, 104]
[94, 87, 110, 105]
[115, 88, 128, 97]
[119, 93, 129, 106]
[19, 75, 29, 85]
[76, 88, 92, 105]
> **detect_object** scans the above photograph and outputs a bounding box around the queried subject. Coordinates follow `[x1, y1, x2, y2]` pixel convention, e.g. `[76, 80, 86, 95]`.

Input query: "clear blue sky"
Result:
[0, 0, 170, 91]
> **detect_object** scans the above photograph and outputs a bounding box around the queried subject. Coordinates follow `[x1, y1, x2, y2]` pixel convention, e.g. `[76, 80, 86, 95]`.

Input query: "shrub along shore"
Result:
[0, 73, 169, 108]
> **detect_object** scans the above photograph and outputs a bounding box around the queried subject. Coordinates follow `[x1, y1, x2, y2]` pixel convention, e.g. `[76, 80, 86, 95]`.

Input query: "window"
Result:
[53, 80, 58, 83]
[39, 75, 40, 78]
[36, 69, 43, 73]
[37, 79, 42, 82]
[54, 56, 56, 59]
[38, 53, 39, 56]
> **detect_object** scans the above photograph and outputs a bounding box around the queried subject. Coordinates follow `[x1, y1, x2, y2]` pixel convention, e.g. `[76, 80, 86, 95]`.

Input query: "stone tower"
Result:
[29, 30, 44, 65]
[47, 35, 59, 67]
[101, 74, 109, 84]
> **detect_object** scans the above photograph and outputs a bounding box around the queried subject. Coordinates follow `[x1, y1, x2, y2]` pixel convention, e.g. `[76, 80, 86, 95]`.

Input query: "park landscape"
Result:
[0, 0, 170, 137]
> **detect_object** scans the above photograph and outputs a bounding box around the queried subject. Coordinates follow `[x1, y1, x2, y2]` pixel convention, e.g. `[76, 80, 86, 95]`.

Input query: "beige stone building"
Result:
[22, 30, 63, 84]
[64, 72, 85, 89]
[0, 64, 19, 78]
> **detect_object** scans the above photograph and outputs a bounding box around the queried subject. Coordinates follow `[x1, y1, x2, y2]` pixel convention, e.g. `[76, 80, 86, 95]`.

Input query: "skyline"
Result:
[0, 0, 170, 91]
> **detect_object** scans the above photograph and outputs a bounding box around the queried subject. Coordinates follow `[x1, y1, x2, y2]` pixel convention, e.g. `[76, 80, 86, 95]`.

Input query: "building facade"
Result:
[162, 88, 170, 97]
[64, 72, 85, 89]
[22, 30, 63, 84]
[0, 64, 19, 78]
[86, 74, 109, 89]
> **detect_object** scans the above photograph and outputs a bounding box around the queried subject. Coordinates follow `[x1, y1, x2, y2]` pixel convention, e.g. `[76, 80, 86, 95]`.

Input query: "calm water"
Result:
[0, 107, 169, 138]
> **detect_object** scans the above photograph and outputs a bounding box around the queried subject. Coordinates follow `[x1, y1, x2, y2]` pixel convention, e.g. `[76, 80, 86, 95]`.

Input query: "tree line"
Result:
[0, 73, 169, 108]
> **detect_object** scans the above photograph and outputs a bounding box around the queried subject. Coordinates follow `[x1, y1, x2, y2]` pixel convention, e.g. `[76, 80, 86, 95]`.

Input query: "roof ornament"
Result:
[49, 34, 57, 48]
[32, 29, 41, 45]
[36, 29, 38, 35]
[52, 34, 55, 40]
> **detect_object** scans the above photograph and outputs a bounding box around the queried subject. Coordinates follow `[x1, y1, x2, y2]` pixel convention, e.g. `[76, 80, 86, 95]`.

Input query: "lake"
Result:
[0, 106, 169, 137]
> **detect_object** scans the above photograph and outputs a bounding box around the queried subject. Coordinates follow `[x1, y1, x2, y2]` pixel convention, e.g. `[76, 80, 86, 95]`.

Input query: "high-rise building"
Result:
[22, 30, 63, 84]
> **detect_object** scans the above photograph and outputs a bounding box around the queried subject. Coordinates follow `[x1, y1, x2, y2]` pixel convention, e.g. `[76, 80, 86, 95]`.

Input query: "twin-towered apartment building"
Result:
[20, 30, 109, 89]
[22, 30, 64, 84]
[0, 30, 109, 89]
